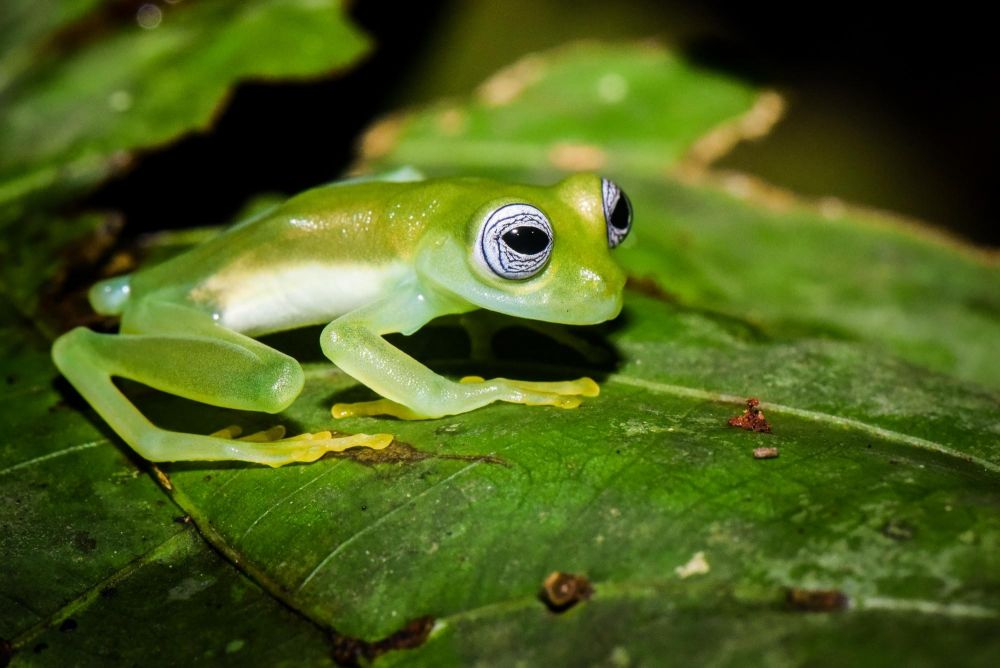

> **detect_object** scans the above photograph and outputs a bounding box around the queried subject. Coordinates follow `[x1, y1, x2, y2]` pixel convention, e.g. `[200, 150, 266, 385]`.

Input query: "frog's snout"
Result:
[573, 266, 625, 323]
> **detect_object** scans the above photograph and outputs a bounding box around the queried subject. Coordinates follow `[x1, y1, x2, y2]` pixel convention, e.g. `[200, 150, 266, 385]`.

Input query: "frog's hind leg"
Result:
[52, 302, 391, 467]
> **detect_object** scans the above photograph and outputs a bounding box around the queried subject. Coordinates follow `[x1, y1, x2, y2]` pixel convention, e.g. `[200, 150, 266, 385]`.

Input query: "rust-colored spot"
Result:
[753, 447, 779, 459]
[436, 107, 467, 136]
[547, 142, 606, 171]
[682, 91, 785, 169]
[357, 114, 405, 161]
[101, 250, 139, 277]
[786, 588, 848, 612]
[540, 571, 594, 613]
[728, 398, 772, 433]
[151, 465, 173, 491]
[331, 615, 434, 667]
[625, 275, 678, 303]
[329, 440, 506, 467]
[477, 54, 545, 107]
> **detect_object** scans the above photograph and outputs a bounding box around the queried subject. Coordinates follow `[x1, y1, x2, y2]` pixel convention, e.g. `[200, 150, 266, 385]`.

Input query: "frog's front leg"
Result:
[321, 291, 600, 420]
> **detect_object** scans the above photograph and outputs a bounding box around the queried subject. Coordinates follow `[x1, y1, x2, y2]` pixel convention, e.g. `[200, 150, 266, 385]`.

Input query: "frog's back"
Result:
[96, 179, 459, 334]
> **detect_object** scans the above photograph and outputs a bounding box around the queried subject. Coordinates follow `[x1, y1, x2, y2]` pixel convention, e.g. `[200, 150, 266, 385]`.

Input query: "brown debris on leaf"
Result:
[625, 275, 678, 303]
[540, 571, 594, 613]
[329, 440, 506, 467]
[753, 447, 779, 459]
[331, 616, 434, 667]
[728, 398, 772, 433]
[786, 587, 849, 612]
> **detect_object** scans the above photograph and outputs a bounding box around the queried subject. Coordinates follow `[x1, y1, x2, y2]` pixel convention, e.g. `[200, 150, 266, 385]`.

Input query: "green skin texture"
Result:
[51, 173, 627, 467]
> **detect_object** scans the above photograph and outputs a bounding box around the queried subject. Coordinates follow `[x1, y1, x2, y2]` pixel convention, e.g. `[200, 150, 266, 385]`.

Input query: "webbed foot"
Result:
[210, 425, 393, 467]
[460, 375, 599, 409]
[330, 376, 600, 421]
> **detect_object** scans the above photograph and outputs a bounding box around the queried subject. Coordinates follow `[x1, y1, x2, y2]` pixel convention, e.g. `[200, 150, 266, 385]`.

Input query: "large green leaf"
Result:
[3, 41, 998, 667]
[0, 299, 337, 664]
[0, 0, 369, 222]
[359, 42, 1000, 389]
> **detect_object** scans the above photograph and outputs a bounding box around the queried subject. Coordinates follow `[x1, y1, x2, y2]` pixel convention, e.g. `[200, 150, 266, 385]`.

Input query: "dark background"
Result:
[92, 1, 998, 246]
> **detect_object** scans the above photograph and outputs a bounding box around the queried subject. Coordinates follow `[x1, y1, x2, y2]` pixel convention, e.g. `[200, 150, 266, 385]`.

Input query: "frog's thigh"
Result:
[52, 304, 393, 465]
[54, 326, 389, 465]
[111, 302, 305, 412]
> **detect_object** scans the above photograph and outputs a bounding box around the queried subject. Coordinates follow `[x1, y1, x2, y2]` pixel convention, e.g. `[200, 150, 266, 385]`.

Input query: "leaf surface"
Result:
[3, 41, 998, 667]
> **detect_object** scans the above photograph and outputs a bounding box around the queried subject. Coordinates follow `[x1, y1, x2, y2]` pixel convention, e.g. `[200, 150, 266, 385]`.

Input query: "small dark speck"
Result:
[889, 459, 901, 465]
[881, 519, 915, 541]
[540, 572, 594, 613]
[203, 475, 212, 482]
[615, 449, 621, 455]
[72, 532, 98, 553]
[155, 499, 166, 507]
[59, 619, 77, 632]
[361, 505, 368, 511]
[5, 375, 16, 385]
[434, 423, 465, 436]
[866, 444, 873, 449]
[33, 642, 48, 654]
[786, 588, 848, 612]
[173, 515, 192, 525]
[100, 586, 118, 599]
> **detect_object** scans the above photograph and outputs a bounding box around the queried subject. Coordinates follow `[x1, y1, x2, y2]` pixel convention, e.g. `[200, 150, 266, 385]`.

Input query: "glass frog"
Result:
[52, 171, 632, 467]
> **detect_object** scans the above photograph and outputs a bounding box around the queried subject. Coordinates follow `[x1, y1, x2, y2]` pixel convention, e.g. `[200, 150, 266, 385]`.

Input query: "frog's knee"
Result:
[52, 327, 97, 368]
[257, 358, 304, 413]
[133, 428, 172, 462]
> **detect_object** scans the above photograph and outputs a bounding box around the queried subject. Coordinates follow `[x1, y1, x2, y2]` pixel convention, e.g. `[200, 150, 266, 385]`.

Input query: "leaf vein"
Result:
[0, 439, 106, 477]
[608, 374, 999, 474]
[296, 459, 484, 592]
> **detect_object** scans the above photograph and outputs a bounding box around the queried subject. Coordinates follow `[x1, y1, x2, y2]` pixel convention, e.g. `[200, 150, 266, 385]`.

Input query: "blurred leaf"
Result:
[0, 0, 369, 223]
[360, 41, 1000, 388]
[362, 41, 758, 179]
[0, 0, 101, 89]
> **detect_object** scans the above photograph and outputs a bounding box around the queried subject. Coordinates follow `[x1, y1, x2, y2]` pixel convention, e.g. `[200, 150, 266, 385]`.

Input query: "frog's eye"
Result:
[476, 203, 554, 280]
[602, 178, 632, 248]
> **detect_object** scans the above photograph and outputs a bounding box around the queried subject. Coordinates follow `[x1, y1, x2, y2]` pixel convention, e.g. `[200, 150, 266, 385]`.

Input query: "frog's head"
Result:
[417, 173, 630, 325]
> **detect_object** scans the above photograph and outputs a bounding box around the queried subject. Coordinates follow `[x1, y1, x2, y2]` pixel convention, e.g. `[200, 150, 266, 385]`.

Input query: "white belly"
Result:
[207, 261, 409, 335]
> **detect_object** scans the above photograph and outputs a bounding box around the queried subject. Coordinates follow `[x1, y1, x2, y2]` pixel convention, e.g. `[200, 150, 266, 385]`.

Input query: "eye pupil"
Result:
[602, 177, 632, 248]
[477, 203, 554, 280]
[610, 192, 631, 230]
[502, 226, 550, 255]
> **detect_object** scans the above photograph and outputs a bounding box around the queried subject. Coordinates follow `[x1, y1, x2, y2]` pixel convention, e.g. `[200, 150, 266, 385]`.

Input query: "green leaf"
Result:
[360, 42, 760, 179]
[16, 530, 336, 666]
[359, 42, 1000, 389]
[4, 41, 999, 667]
[0, 0, 369, 220]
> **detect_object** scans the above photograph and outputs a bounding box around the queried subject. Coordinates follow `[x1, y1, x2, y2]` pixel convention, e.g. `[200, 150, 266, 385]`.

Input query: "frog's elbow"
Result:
[89, 275, 132, 316]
